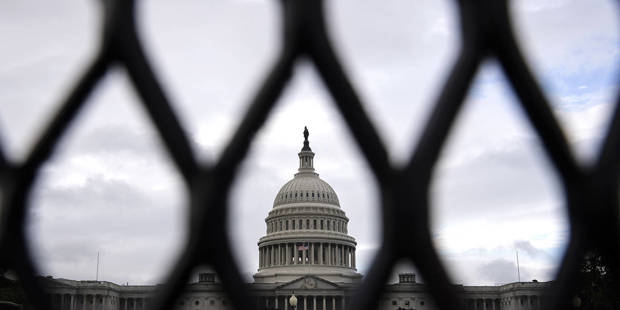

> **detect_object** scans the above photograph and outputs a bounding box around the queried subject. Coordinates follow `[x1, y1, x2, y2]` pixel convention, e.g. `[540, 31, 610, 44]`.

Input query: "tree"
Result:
[576, 249, 619, 310]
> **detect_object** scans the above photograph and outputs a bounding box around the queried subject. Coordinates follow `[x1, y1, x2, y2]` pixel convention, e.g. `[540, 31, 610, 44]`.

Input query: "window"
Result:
[321, 220, 324, 229]
[313, 219, 317, 229]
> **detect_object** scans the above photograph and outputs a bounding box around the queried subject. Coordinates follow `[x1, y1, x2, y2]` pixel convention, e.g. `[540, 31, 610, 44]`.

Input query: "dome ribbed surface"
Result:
[273, 173, 340, 207]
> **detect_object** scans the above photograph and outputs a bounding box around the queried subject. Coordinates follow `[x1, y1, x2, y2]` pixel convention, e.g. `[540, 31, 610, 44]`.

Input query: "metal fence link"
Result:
[0, 0, 618, 310]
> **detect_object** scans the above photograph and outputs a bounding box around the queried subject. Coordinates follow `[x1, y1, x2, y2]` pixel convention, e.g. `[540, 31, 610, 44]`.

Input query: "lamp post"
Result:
[289, 292, 298, 310]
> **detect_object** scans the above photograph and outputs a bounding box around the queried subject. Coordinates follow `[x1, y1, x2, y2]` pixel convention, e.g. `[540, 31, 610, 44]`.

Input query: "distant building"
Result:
[42, 128, 550, 310]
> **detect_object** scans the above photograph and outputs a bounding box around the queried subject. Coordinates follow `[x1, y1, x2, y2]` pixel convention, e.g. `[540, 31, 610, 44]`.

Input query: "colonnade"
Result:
[464, 295, 543, 310]
[259, 242, 356, 269]
[49, 293, 150, 310]
[259, 295, 348, 310]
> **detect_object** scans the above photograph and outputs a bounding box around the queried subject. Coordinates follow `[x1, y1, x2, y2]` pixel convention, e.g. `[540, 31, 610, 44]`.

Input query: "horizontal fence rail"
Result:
[0, 0, 618, 309]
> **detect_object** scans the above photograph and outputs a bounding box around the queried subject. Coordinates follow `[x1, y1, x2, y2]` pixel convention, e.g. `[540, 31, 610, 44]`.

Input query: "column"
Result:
[323, 297, 326, 310]
[294, 243, 298, 264]
[286, 244, 290, 265]
[341, 245, 345, 266]
[341, 296, 345, 310]
[70, 294, 74, 310]
[352, 249, 356, 268]
[275, 297, 279, 309]
[259, 248, 263, 267]
[319, 244, 324, 265]
[314, 296, 317, 310]
[285, 296, 288, 310]
[304, 296, 307, 310]
[483, 299, 487, 310]
[311, 243, 315, 264]
[332, 297, 335, 310]
[303, 246, 307, 265]
[327, 244, 331, 266]
[347, 247, 351, 267]
[337, 245, 341, 266]
[124, 298, 128, 310]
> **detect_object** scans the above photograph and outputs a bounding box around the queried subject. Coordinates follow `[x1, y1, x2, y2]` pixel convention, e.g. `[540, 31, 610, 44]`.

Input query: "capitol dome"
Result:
[254, 127, 361, 284]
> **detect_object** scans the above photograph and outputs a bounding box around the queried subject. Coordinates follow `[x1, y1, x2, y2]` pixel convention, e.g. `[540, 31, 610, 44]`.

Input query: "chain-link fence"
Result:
[0, 0, 618, 309]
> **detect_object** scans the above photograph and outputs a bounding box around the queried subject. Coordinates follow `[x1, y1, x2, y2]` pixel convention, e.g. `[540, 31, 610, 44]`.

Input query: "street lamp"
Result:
[289, 293, 298, 310]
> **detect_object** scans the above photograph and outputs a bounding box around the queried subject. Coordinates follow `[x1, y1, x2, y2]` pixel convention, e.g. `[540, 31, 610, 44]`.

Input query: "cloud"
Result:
[477, 259, 531, 285]
[28, 174, 186, 284]
[515, 240, 549, 259]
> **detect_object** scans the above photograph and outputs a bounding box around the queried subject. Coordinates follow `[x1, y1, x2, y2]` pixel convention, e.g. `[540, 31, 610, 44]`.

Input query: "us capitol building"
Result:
[42, 128, 549, 310]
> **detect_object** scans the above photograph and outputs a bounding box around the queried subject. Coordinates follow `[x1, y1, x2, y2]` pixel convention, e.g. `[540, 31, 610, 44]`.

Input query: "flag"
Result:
[298, 243, 309, 251]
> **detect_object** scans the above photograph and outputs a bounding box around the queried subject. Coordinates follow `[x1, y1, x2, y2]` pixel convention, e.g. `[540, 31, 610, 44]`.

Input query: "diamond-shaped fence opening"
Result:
[0, 1, 618, 310]
[26, 71, 188, 287]
[430, 63, 569, 286]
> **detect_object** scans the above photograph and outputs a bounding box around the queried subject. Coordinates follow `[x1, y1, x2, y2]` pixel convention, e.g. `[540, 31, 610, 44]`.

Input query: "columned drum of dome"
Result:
[254, 127, 362, 284]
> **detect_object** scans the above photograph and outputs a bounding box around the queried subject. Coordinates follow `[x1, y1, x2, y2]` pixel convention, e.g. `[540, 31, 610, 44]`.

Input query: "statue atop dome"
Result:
[302, 126, 312, 152]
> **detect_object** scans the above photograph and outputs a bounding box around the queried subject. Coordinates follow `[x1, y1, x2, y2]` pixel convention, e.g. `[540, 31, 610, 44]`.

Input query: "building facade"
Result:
[42, 128, 550, 310]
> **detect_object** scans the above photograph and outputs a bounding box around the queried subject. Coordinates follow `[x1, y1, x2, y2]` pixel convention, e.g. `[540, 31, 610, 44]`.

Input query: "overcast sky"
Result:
[1, 0, 617, 287]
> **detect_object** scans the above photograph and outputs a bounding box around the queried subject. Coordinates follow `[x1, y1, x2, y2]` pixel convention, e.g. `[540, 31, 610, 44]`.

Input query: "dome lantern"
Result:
[298, 126, 315, 173]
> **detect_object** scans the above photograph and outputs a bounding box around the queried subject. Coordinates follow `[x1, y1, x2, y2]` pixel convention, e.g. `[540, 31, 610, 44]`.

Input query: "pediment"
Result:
[276, 276, 339, 290]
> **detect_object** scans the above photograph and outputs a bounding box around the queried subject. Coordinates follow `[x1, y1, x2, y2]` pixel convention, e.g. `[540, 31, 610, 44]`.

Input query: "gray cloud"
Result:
[477, 259, 531, 285]
[515, 240, 549, 259]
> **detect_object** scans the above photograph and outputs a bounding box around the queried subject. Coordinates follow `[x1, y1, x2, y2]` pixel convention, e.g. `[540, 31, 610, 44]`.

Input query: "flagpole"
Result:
[516, 249, 520, 282]
[96, 251, 100, 281]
